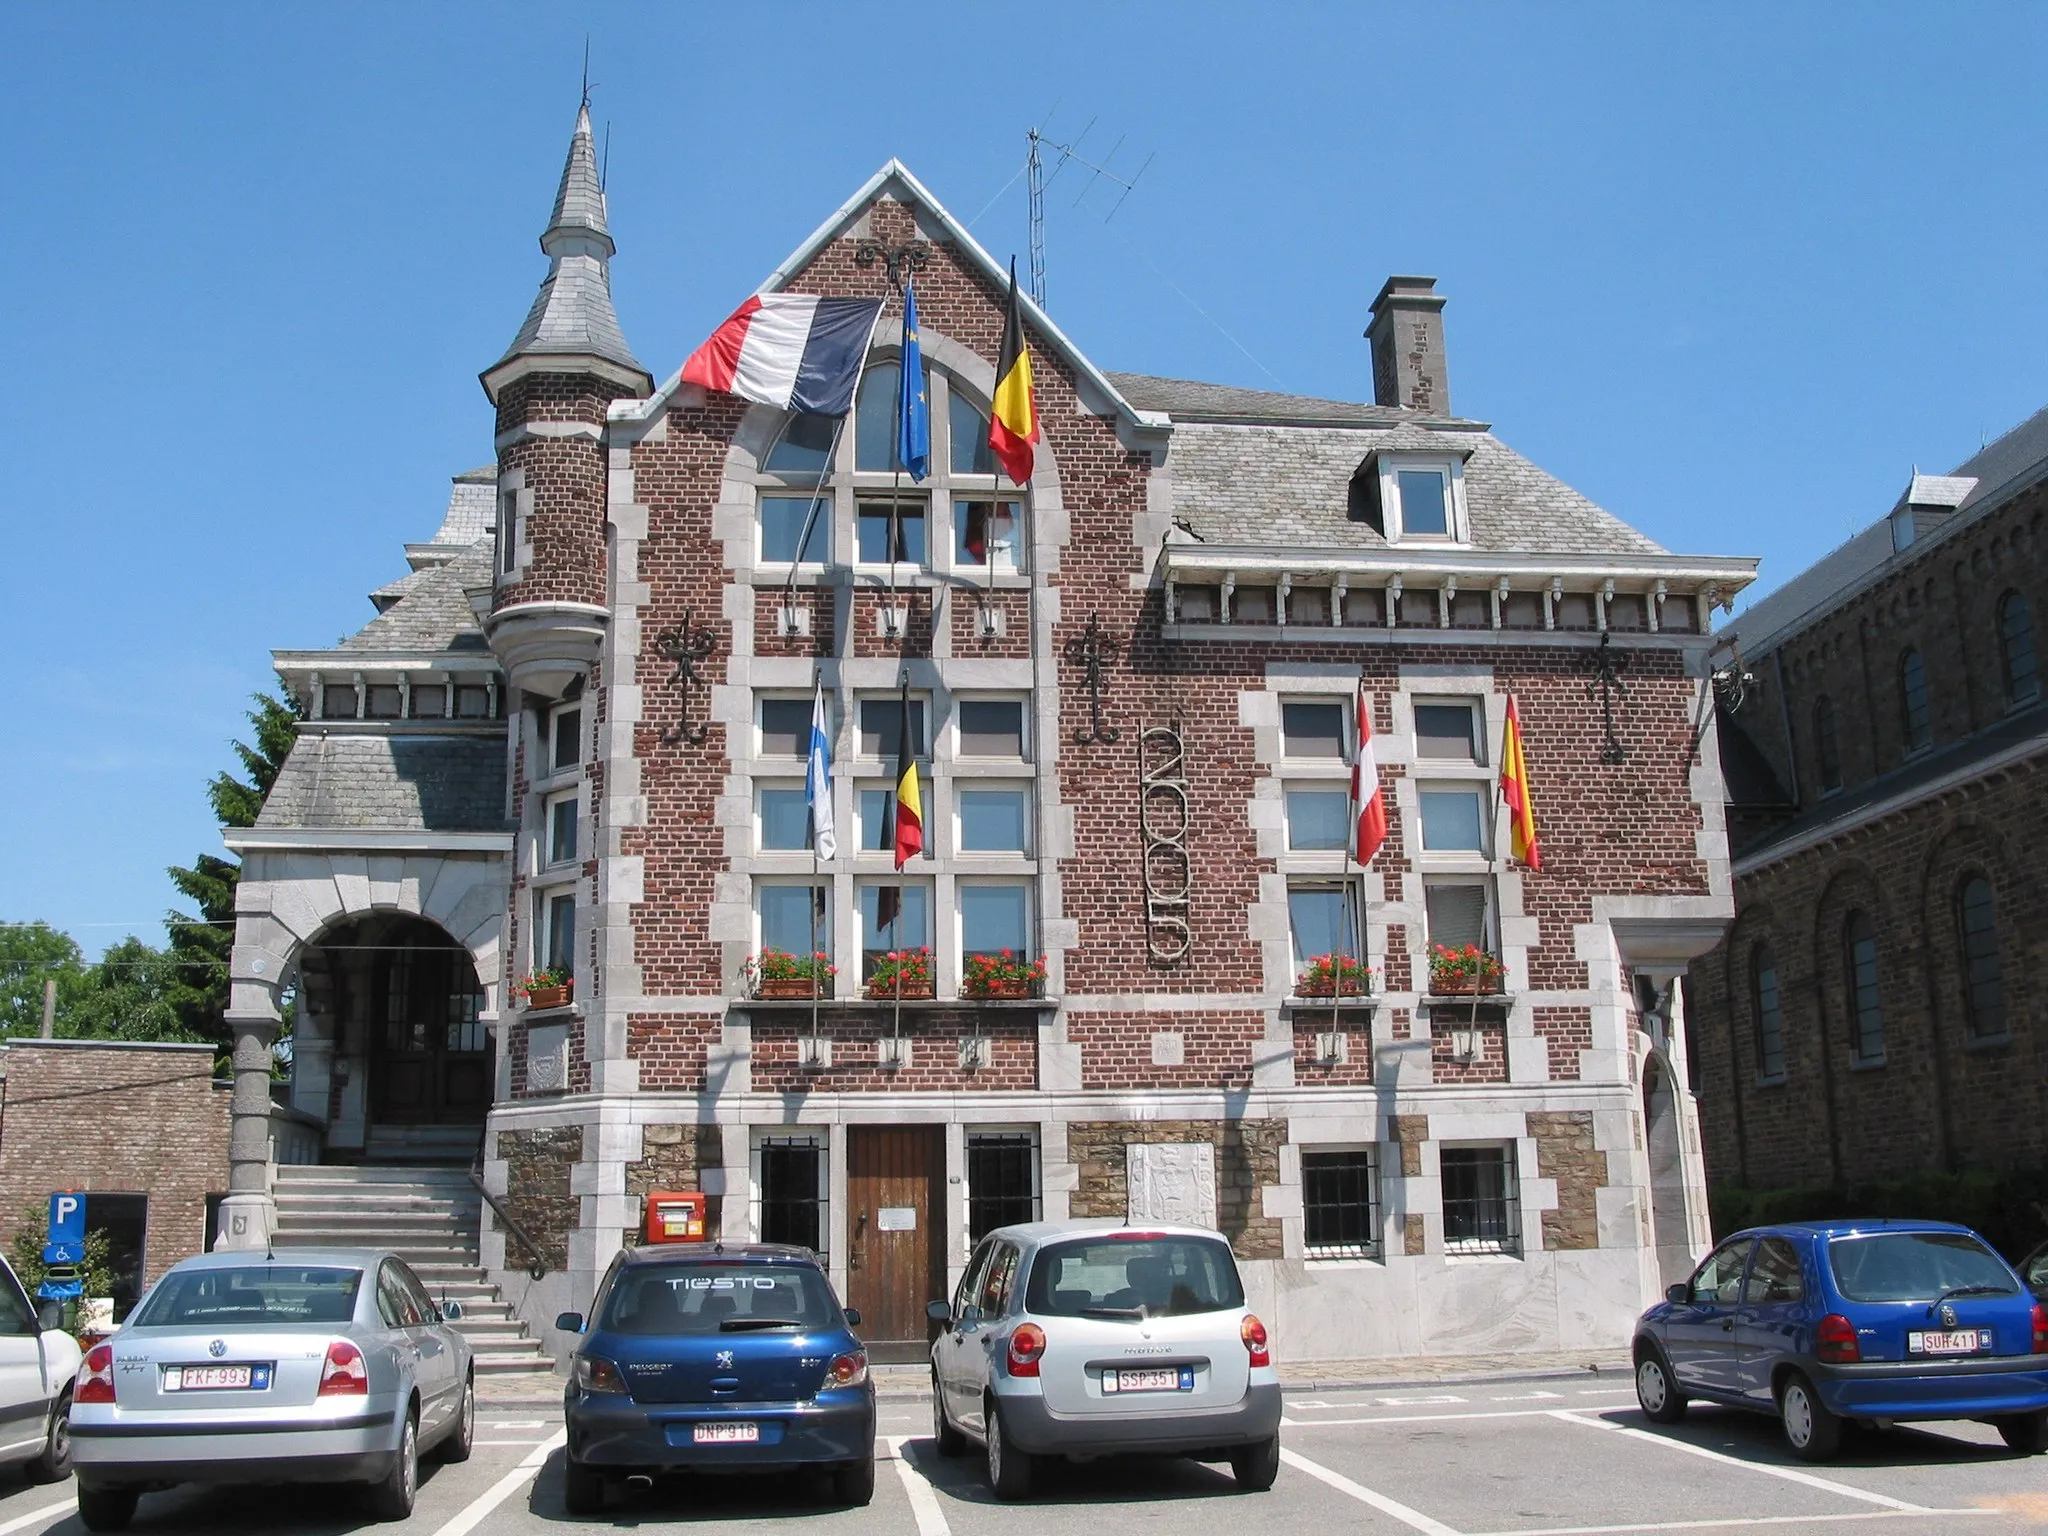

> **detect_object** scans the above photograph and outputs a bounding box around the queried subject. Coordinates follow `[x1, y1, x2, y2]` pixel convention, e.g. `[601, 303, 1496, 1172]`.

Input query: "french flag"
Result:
[681, 293, 886, 417]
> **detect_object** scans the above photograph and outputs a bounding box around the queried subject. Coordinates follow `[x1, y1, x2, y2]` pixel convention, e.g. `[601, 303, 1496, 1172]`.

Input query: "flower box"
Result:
[964, 976, 1040, 1001]
[864, 979, 936, 1001]
[1296, 978, 1373, 999]
[523, 984, 571, 1011]
[1427, 944, 1504, 996]
[755, 977, 831, 1001]
[742, 949, 837, 999]
[1294, 953, 1373, 999]
[962, 950, 1047, 1001]
[1427, 975, 1486, 998]
[865, 947, 933, 999]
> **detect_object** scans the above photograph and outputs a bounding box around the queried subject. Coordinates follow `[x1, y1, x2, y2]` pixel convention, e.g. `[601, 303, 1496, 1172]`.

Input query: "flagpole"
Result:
[783, 413, 849, 620]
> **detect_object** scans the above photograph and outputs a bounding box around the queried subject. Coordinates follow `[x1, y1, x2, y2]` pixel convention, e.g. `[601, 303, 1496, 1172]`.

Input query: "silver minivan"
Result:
[927, 1220, 1281, 1499]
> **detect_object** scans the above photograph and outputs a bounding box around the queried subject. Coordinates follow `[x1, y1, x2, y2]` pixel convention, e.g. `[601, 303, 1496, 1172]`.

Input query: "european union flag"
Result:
[896, 283, 930, 481]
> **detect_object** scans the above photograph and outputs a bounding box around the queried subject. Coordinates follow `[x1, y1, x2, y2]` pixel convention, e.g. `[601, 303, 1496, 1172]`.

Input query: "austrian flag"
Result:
[1352, 683, 1388, 865]
[680, 293, 886, 417]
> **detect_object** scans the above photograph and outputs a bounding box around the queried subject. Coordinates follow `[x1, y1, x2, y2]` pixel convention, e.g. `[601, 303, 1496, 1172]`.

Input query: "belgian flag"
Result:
[988, 258, 1038, 485]
[891, 680, 924, 870]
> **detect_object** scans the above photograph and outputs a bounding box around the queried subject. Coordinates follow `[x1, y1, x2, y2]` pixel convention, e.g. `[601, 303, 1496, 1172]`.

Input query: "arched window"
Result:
[1814, 696, 1842, 793]
[1842, 910, 1884, 1063]
[854, 359, 910, 472]
[949, 391, 994, 475]
[1751, 946, 1785, 1083]
[1898, 650, 1931, 753]
[2000, 592, 2039, 705]
[763, 413, 837, 475]
[1956, 875, 2005, 1040]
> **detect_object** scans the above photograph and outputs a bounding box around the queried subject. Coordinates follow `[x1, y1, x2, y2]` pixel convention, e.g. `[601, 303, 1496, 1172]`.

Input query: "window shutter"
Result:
[1425, 883, 1487, 950]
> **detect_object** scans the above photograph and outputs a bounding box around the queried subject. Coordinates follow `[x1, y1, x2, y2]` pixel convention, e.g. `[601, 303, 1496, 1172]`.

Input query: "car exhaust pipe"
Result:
[625, 1474, 654, 1491]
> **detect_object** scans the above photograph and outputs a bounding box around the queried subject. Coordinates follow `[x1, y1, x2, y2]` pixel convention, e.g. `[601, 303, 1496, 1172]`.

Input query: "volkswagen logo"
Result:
[208, 1339, 228, 1359]
[1940, 1303, 1959, 1330]
[716, 1350, 735, 1370]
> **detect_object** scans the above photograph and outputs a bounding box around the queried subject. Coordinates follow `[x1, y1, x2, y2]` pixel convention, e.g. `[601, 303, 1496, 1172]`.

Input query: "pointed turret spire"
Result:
[481, 104, 651, 400]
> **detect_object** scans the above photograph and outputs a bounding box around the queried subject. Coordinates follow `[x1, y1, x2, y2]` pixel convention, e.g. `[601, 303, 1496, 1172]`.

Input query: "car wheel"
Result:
[1634, 1349, 1688, 1425]
[25, 1391, 71, 1483]
[1996, 1409, 2048, 1455]
[76, 1486, 139, 1533]
[366, 1407, 419, 1521]
[438, 1374, 476, 1463]
[1778, 1372, 1842, 1462]
[1230, 1435, 1280, 1492]
[932, 1376, 966, 1457]
[831, 1455, 876, 1506]
[563, 1454, 608, 1516]
[985, 1399, 1034, 1501]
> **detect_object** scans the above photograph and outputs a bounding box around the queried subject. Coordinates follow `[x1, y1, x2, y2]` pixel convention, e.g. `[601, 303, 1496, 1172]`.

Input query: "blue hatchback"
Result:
[1633, 1220, 2048, 1461]
[557, 1244, 875, 1513]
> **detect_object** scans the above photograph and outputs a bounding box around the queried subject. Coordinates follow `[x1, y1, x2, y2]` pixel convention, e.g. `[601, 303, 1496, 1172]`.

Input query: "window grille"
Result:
[1441, 1145, 1520, 1255]
[1302, 1148, 1381, 1258]
[966, 1133, 1040, 1239]
[757, 1137, 825, 1255]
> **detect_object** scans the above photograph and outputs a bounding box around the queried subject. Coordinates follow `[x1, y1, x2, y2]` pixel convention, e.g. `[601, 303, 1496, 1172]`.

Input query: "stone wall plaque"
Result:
[1125, 1141, 1216, 1228]
[526, 1023, 568, 1093]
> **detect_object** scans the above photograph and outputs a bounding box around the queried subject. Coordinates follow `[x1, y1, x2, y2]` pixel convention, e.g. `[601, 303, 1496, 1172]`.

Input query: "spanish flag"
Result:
[988, 258, 1038, 484]
[891, 681, 924, 870]
[1500, 693, 1542, 871]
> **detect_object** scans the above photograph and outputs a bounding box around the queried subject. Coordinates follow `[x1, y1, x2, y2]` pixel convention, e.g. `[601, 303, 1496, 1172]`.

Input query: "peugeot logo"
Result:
[716, 1350, 735, 1370]
[1940, 1303, 1959, 1330]
[209, 1339, 228, 1359]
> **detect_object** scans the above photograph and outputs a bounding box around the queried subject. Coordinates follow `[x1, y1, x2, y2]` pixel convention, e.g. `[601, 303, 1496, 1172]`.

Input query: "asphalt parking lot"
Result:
[2, 1376, 2044, 1535]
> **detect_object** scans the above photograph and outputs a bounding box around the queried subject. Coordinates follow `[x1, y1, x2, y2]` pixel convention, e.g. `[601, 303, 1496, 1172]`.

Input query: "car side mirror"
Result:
[926, 1300, 951, 1325]
[844, 1307, 861, 1328]
[34, 1302, 63, 1333]
[1666, 1283, 1691, 1304]
[555, 1311, 585, 1334]
[441, 1300, 464, 1323]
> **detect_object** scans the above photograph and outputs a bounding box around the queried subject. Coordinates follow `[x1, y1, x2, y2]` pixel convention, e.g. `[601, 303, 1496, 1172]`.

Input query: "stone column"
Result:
[216, 1000, 281, 1251]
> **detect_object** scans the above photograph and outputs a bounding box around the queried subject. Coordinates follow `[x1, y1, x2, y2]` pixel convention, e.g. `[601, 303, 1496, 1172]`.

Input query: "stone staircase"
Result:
[270, 1165, 555, 1380]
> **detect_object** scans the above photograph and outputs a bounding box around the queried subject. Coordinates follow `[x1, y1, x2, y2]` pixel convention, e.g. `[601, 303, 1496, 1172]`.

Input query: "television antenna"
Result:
[1025, 115, 1152, 308]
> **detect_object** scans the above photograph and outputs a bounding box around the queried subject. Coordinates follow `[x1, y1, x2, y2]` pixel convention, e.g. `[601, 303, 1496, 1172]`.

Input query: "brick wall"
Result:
[1067, 1118, 1285, 1260]
[745, 1009, 1037, 1093]
[494, 373, 634, 611]
[0, 1041, 229, 1284]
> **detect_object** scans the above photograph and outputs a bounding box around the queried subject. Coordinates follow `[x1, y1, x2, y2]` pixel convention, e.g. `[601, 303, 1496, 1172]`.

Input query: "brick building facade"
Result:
[217, 107, 1759, 1361]
[1688, 412, 2048, 1192]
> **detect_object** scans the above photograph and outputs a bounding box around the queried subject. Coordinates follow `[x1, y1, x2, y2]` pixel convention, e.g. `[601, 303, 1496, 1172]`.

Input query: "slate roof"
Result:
[1147, 411, 1667, 557]
[431, 468, 497, 545]
[1108, 372, 1420, 427]
[488, 105, 645, 381]
[255, 733, 511, 833]
[346, 540, 492, 652]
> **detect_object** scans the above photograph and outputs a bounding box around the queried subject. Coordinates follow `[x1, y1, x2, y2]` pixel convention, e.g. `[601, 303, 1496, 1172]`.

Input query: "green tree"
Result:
[164, 690, 300, 1048]
[64, 938, 198, 1043]
[8, 1206, 118, 1340]
[0, 923, 88, 1039]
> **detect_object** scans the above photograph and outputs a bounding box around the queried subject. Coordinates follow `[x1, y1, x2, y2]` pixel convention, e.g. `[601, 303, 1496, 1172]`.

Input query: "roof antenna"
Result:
[1024, 113, 1152, 309]
[580, 36, 593, 112]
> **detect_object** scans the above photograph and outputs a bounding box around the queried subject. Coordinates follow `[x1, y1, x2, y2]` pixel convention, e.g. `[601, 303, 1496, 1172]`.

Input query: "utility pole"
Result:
[40, 978, 55, 1039]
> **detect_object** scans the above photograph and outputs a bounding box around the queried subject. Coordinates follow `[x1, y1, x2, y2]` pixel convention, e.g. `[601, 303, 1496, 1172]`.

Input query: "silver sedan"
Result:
[68, 1248, 474, 1531]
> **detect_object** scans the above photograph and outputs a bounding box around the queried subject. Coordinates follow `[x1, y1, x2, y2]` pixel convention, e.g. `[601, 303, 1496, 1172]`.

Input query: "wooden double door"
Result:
[845, 1126, 946, 1363]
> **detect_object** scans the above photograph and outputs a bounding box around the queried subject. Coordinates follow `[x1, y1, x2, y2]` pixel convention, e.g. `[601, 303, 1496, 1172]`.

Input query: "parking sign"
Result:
[43, 1191, 84, 1267]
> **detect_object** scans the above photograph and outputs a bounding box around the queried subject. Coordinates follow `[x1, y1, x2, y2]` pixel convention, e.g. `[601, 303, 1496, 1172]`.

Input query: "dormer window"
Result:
[1356, 454, 1469, 545]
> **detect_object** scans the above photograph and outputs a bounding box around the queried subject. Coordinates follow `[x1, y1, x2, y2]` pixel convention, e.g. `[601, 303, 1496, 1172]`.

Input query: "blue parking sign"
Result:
[47, 1192, 84, 1248]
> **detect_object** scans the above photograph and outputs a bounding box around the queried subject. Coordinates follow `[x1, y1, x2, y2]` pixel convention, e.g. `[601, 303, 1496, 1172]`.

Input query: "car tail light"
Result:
[1241, 1313, 1271, 1369]
[2032, 1303, 2047, 1355]
[317, 1340, 369, 1397]
[75, 1344, 115, 1405]
[573, 1354, 628, 1394]
[826, 1350, 869, 1388]
[1007, 1323, 1047, 1378]
[1815, 1313, 1861, 1365]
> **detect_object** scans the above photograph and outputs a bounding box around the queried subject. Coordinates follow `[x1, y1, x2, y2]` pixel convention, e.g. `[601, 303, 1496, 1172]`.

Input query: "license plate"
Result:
[692, 1421, 759, 1444]
[1908, 1330, 1992, 1355]
[1105, 1367, 1194, 1394]
[165, 1364, 271, 1391]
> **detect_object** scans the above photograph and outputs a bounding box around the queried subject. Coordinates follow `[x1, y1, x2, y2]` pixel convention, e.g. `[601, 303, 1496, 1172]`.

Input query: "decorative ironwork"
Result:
[1065, 611, 1123, 745]
[1139, 724, 1192, 964]
[655, 608, 719, 746]
[1688, 646, 1757, 762]
[853, 239, 932, 292]
[1582, 631, 1631, 765]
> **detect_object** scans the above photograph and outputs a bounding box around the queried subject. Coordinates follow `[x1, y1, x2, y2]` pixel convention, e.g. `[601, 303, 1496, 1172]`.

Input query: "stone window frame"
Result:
[1897, 648, 1932, 757]
[954, 781, 1034, 857]
[535, 698, 584, 789]
[1841, 909, 1886, 1067]
[1998, 590, 2040, 707]
[1750, 944, 1786, 1085]
[1373, 454, 1471, 548]
[754, 876, 834, 970]
[542, 787, 580, 871]
[1954, 872, 2007, 1045]
[964, 1123, 1043, 1241]
[1299, 1143, 1385, 1262]
[532, 881, 578, 981]
[749, 1127, 830, 1263]
[494, 468, 533, 582]
[956, 877, 1035, 976]
[1281, 784, 1351, 853]
[1438, 1140, 1523, 1258]
[754, 778, 812, 855]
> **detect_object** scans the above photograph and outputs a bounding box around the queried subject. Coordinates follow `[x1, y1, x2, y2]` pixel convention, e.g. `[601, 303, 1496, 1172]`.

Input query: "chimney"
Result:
[1367, 275, 1449, 415]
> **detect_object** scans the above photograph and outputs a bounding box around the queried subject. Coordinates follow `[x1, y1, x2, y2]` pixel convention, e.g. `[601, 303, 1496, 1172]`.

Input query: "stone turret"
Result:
[479, 104, 651, 699]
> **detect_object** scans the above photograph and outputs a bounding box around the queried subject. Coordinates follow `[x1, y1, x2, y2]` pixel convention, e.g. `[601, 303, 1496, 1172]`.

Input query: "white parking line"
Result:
[884, 1435, 952, 1536]
[1376, 1393, 1467, 1405]
[1464, 1509, 1992, 1536]
[1548, 1411, 1928, 1512]
[1488, 1389, 1563, 1402]
[1279, 1446, 1463, 1536]
[428, 1427, 567, 1536]
[1284, 1404, 1635, 1428]
[479, 1418, 546, 1428]
[476, 1437, 555, 1446]
[0, 1498, 76, 1536]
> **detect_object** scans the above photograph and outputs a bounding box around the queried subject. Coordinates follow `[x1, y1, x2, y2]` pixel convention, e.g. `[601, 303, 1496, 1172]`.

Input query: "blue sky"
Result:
[5, 3, 2046, 954]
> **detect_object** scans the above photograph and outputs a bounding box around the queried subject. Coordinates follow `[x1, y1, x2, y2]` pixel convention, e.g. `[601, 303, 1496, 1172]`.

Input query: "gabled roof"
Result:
[1110, 372, 1463, 429]
[613, 160, 1166, 434]
[346, 541, 493, 653]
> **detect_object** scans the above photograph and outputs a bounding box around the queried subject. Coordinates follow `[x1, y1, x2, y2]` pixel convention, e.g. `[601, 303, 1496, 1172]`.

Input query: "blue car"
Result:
[556, 1244, 875, 1513]
[1633, 1220, 2048, 1461]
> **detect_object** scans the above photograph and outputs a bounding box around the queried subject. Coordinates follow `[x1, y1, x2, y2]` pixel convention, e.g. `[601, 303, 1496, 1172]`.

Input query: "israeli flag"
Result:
[806, 681, 836, 860]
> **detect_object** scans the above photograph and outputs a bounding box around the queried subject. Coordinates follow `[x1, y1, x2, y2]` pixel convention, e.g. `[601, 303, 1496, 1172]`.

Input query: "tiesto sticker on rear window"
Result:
[667, 1277, 781, 1291]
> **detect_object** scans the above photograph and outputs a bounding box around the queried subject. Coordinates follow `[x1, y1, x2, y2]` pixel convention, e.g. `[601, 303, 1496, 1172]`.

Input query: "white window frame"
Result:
[957, 878, 1034, 968]
[756, 490, 835, 569]
[856, 779, 934, 862]
[750, 1129, 829, 1262]
[755, 877, 833, 963]
[956, 782, 1033, 856]
[858, 876, 937, 963]
[1285, 876, 1364, 975]
[755, 693, 815, 767]
[755, 780, 811, 855]
[1376, 455, 1469, 546]
[950, 495, 1027, 575]
[853, 491, 932, 571]
[1280, 696, 1351, 763]
[1417, 780, 1494, 860]
[856, 693, 932, 764]
[495, 472, 531, 580]
[533, 883, 578, 978]
[1412, 697, 1486, 766]
[1283, 785, 1353, 853]
[543, 789, 580, 869]
[952, 695, 1032, 762]
[1421, 874, 1499, 955]
[537, 699, 583, 786]
[1300, 1143, 1384, 1261]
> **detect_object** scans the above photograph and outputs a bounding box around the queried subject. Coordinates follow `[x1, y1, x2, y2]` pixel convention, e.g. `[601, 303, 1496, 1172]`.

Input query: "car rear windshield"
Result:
[599, 1263, 842, 1335]
[1826, 1232, 2018, 1303]
[1023, 1234, 1244, 1319]
[128, 1266, 363, 1328]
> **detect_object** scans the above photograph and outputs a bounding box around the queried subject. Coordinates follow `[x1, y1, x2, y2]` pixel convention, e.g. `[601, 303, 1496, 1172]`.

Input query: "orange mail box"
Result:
[645, 1190, 707, 1244]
